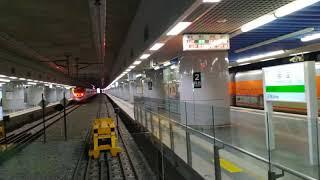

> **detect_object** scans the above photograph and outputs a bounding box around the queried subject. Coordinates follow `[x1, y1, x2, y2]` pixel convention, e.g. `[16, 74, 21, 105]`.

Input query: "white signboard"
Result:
[263, 62, 306, 103]
[183, 34, 230, 51]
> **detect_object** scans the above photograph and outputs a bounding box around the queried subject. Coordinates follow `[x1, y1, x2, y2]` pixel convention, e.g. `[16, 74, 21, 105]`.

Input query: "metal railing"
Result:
[133, 96, 318, 180]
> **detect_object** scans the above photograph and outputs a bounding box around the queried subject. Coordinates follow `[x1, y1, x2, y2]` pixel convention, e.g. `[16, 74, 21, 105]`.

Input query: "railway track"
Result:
[72, 96, 138, 180]
[0, 103, 81, 153]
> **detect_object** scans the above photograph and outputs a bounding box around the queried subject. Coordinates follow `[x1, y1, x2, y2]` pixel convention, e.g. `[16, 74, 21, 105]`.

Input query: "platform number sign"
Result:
[193, 72, 201, 88]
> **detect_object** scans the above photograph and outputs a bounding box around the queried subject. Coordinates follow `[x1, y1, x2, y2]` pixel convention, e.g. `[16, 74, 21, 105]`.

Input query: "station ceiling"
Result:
[0, 0, 140, 87]
[2, 0, 320, 87]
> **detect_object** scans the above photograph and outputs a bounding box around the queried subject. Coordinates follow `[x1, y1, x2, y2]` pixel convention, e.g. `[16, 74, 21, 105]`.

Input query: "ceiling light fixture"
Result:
[27, 82, 37, 85]
[154, 66, 160, 70]
[0, 78, 10, 83]
[140, 54, 151, 59]
[128, 65, 136, 69]
[241, 14, 277, 32]
[133, 60, 142, 65]
[236, 50, 285, 63]
[275, 0, 320, 17]
[301, 33, 320, 42]
[150, 43, 165, 51]
[9, 76, 18, 79]
[290, 51, 310, 56]
[167, 22, 192, 36]
[163, 61, 171, 67]
[203, 0, 221, 2]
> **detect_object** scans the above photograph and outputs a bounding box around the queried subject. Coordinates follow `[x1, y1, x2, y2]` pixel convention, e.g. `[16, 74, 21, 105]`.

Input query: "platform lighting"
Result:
[9, 76, 18, 79]
[241, 14, 276, 32]
[236, 50, 285, 63]
[27, 82, 37, 85]
[18, 78, 26, 81]
[150, 43, 165, 51]
[129, 65, 136, 69]
[170, 65, 178, 69]
[290, 51, 310, 56]
[133, 60, 142, 65]
[274, 0, 320, 17]
[154, 66, 160, 70]
[301, 33, 320, 42]
[167, 22, 192, 36]
[140, 54, 151, 60]
[27, 79, 33, 82]
[202, 0, 221, 2]
[163, 61, 171, 67]
[0, 78, 10, 83]
[0, 75, 7, 78]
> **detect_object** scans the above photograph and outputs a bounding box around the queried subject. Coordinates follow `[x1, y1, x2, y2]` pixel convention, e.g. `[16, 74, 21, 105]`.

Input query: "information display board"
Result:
[183, 34, 230, 51]
[263, 62, 306, 103]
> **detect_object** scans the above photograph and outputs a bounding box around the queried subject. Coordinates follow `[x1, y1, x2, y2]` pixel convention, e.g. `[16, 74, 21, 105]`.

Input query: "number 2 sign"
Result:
[193, 72, 201, 88]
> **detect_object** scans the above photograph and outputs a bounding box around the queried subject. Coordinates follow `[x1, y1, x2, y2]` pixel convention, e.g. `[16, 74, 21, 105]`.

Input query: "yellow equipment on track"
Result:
[88, 118, 121, 159]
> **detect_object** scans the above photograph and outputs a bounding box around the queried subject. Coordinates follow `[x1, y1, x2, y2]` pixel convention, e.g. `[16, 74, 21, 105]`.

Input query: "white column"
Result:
[45, 87, 57, 103]
[2, 82, 25, 112]
[179, 51, 230, 127]
[26, 85, 44, 106]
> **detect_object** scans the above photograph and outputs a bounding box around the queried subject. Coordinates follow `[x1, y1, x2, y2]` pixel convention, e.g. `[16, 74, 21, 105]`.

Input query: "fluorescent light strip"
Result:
[133, 60, 142, 65]
[140, 54, 151, 59]
[236, 50, 285, 63]
[154, 66, 160, 70]
[301, 33, 320, 42]
[167, 22, 192, 36]
[27, 82, 37, 85]
[241, 14, 276, 32]
[128, 65, 136, 69]
[150, 43, 165, 51]
[290, 51, 310, 56]
[163, 61, 171, 67]
[275, 0, 320, 17]
[9, 76, 18, 79]
[0, 75, 7, 78]
[0, 78, 10, 82]
[203, 0, 221, 2]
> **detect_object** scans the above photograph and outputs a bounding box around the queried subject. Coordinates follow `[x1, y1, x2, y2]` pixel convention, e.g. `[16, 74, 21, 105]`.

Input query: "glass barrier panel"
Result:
[145, 110, 152, 132]
[172, 122, 188, 163]
[223, 106, 268, 159]
[269, 112, 319, 179]
[189, 132, 215, 180]
[219, 147, 268, 180]
[159, 116, 171, 148]
[151, 112, 160, 139]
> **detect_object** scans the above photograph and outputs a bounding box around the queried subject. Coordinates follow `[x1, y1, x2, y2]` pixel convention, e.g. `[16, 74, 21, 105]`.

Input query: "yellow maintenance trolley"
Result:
[89, 118, 121, 159]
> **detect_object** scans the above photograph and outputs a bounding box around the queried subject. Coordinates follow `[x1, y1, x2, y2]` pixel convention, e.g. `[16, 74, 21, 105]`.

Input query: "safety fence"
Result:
[134, 96, 319, 180]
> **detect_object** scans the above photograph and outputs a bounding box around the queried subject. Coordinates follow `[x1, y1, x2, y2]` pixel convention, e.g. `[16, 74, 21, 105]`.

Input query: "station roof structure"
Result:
[1, 0, 320, 87]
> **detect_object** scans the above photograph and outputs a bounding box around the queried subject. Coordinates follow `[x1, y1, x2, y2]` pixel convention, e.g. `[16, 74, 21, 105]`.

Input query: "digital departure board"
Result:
[183, 34, 230, 51]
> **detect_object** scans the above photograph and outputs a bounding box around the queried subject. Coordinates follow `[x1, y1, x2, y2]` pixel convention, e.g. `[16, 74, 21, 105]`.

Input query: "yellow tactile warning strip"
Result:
[212, 158, 243, 173]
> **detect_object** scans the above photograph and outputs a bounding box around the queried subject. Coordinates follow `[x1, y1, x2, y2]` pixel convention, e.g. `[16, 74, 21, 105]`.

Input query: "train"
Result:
[229, 63, 320, 114]
[71, 87, 97, 102]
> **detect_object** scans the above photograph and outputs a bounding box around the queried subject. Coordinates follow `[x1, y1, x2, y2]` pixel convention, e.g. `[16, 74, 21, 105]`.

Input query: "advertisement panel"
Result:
[263, 62, 306, 103]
